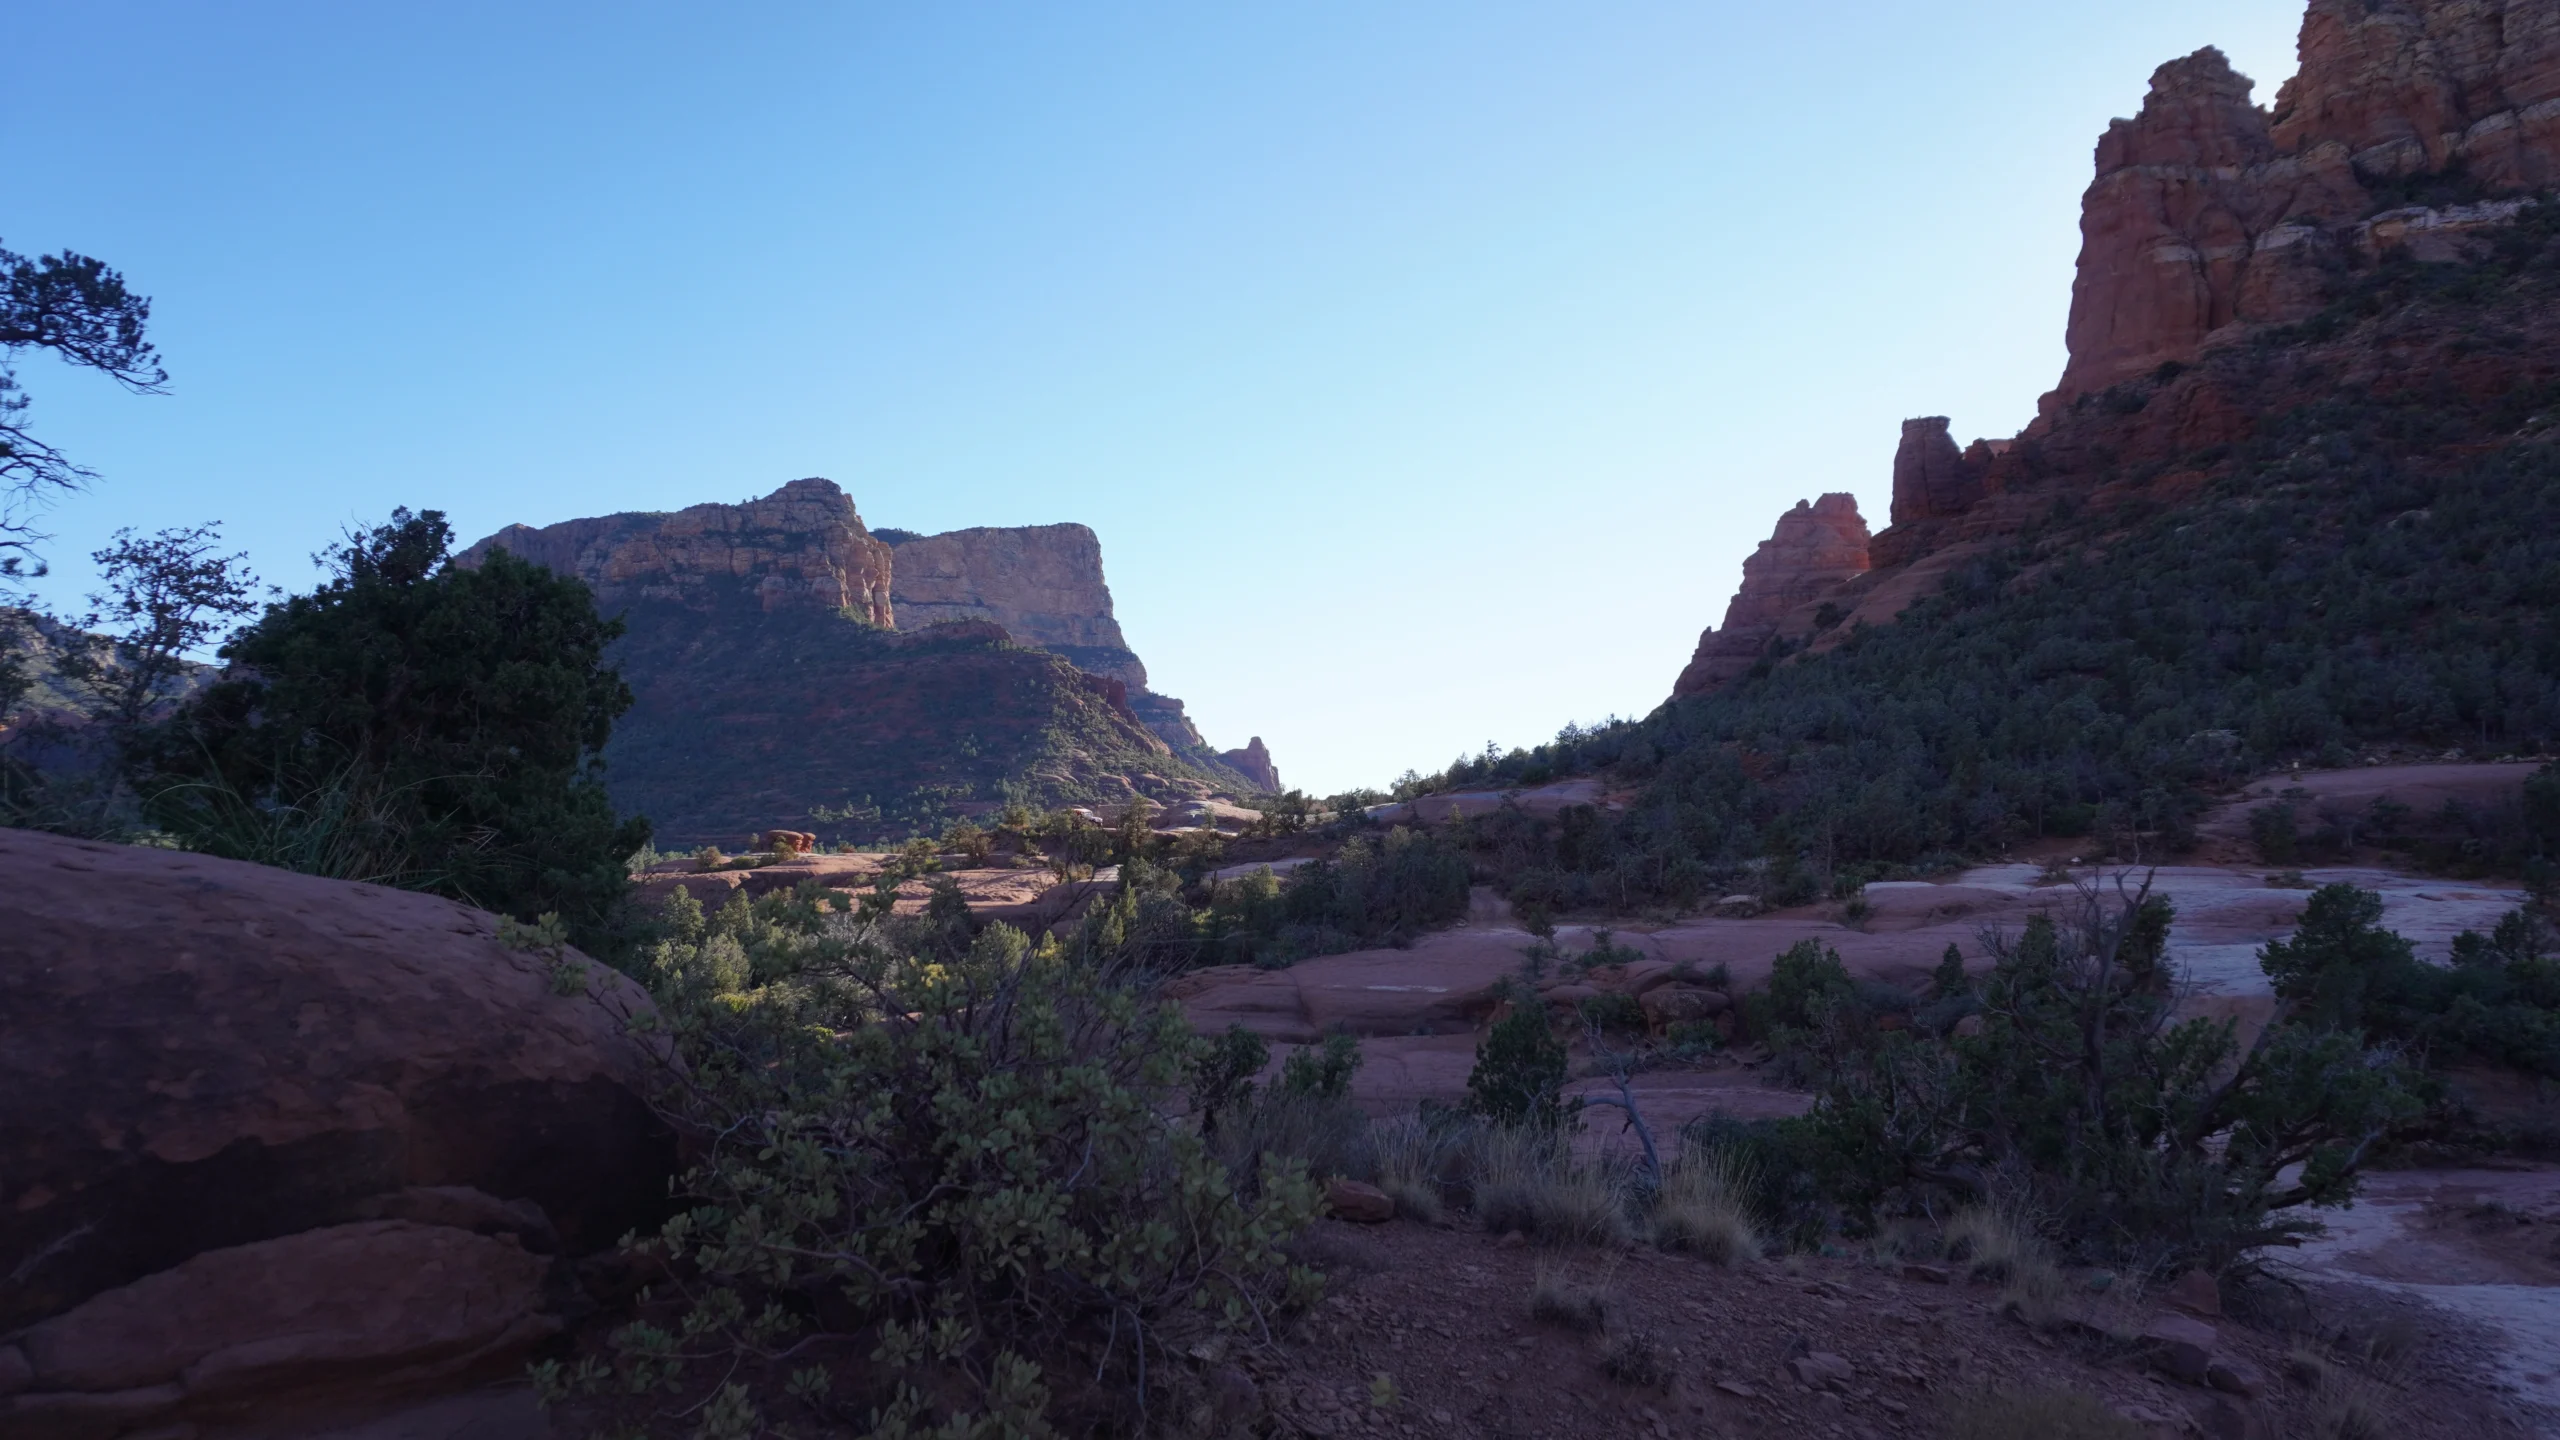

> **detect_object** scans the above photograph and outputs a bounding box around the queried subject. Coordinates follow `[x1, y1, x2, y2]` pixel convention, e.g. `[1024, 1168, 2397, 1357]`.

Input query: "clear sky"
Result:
[9, 1, 2305, 795]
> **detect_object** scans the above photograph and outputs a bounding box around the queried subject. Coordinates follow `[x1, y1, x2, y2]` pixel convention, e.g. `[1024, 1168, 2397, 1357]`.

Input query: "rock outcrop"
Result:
[464, 483, 1268, 837]
[1671, 495, 1872, 698]
[1888, 417, 1987, 526]
[8, 1221, 557, 1437]
[0, 826, 676, 1431]
[2058, 3, 2560, 404]
[1220, 736, 1281, 793]
[1674, 0, 2560, 707]
[878, 524, 1149, 689]
[461, 477, 895, 624]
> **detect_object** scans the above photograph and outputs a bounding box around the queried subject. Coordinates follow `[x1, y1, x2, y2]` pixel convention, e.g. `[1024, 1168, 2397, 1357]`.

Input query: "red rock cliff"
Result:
[460, 478, 896, 625]
[2058, 1, 2560, 404]
[879, 525, 1147, 689]
[1671, 494, 1872, 698]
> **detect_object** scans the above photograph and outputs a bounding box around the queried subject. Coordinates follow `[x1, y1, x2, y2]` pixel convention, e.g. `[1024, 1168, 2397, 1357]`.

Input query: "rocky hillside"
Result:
[1681, 2, 2560, 705]
[461, 480, 1266, 844]
[1618, 0, 2560, 881]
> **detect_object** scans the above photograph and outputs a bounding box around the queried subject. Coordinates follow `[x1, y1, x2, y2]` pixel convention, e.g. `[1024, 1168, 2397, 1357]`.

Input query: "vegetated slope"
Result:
[458, 479, 1256, 846]
[1460, 211, 2560, 908]
[606, 597, 1237, 846]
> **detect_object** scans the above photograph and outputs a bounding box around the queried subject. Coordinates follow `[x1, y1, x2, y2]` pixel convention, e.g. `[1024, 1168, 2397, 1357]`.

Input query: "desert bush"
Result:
[1207, 1032, 1374, 1195]
[1200, 825, 1470, 966]
[1940, 1387, 2142, 1440]
[1187, 1023, 1269, 1138]
[1650, 1142, 1763, 1265]
[554, 895, 1324, 1437]
[142, 510, 646, 957]
[2266, 884, 2560, 1077]
[1466, 1004, 1573, 1131]
[1722, 877, 2424, 1275]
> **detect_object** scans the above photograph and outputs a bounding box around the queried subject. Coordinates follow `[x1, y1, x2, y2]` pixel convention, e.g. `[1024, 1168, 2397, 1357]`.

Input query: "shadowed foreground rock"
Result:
[0, 827, 679, 1436]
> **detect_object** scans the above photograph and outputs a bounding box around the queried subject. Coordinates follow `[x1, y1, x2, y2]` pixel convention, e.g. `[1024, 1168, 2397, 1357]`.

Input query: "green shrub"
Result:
[1280, 1029, 1364, 1100]
[1467, 1005, 1572, 1130]
[1188, 1024, 1269, 1137]
[557, 897, 1323, 1436]
[143, 510, 646, 957]
[2266, 884, 2560, 1077]
[1730, 881, 2424, 1274]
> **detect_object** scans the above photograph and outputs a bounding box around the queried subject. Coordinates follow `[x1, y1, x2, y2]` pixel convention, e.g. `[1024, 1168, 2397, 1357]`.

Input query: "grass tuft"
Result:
[1650, 1141, 1763, 1265]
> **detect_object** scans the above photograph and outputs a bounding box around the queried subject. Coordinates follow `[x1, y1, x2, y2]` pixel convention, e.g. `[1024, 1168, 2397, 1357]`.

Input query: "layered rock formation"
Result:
[464, 480, 1270, 838]
[1672, 0, 2560, 702]
[463, 477, 895, 624]
[2059, 2, 2560, 404]
[1889, 418, 1987, 526]
[0, 827, 674, 1432]
[878, 524, 1149, 690]
[1670, 494, 1872, 698]
[1221, 736, 1281, 793]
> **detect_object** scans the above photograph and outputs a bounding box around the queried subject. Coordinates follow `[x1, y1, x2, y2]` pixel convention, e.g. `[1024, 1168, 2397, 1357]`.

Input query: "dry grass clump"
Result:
[1466, 1125, 1634, 1248]
[1940, 1386, 2142, 1440]
[1940, 1204, 2071, 1324]
[1649, 1142, 1763, 1266]
[1527, 1260, 1611, 1333]
[2310, 1376, 2398, 1440]
[1368, 1115, 1452, 1226]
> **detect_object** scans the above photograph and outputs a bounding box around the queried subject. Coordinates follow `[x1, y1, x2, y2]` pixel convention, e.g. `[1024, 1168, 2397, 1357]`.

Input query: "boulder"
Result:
[0, 828, 678, 1335]
[1639, 985, 1732, 1034]
[2163, 1267, 2223, 1318]
[2206, 1355, 2267, 1399]
[760, 829, 818, 854]
[2140, 1313, 2219, 1385]
[1324, 1179, 1396, 1225]
[5, 1220, 555, 1437]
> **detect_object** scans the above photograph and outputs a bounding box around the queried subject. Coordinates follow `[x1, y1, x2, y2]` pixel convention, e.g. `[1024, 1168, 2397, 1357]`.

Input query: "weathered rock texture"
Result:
[6, 1221, 556, 1437]
[879, 525, 1148, 689]
[1220, 736, 1281, 793]
[1889, 417, 1988, 526]
[1672, 0, 2560, 702]
[0, 827, 674, 1433]
[2059, 2, 2560, 404]
[464, 483, 1267, 838]
[461, 477, 895, 624]
[1671, 495, 1872, 698]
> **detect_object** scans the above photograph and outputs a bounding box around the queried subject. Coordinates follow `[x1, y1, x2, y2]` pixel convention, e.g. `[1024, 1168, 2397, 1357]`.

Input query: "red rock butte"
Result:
[1673, 0, 2560, 703]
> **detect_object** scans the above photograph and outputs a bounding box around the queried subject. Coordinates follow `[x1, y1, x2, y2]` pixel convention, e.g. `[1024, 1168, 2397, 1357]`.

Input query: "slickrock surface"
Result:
[1671, 495, 1871, 698]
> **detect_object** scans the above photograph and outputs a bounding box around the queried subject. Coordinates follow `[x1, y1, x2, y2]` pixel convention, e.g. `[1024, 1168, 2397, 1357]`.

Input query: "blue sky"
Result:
[9, 1, 2303, 795]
